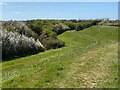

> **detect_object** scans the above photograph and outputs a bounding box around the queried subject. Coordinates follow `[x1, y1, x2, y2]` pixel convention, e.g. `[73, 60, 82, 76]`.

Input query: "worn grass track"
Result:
[1, 26, 118, 88]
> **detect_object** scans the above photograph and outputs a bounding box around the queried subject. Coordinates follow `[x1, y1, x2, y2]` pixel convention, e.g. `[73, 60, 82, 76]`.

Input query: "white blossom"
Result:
[1, 29, 44, 59]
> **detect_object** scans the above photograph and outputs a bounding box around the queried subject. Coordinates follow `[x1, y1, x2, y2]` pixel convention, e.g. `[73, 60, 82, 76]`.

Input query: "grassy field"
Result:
[1, 26, 118, 88]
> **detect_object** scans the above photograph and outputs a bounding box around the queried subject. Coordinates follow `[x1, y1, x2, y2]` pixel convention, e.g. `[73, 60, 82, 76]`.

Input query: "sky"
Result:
[0, 2, 118, 20]
[1, 0, 119, 2]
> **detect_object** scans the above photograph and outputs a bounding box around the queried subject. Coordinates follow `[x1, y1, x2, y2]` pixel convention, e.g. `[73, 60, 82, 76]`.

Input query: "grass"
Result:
[1, 26, 118, 88]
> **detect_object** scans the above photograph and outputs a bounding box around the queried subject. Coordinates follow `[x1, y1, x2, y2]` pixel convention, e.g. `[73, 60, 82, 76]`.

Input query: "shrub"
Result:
[66, 22, 76, 30]
[1, 29, 45, 60]
[76, 24, 84, 31]
[2, 21, 39, 39]
[41, 37, 65, 50]
[40, 29, 65, 49]
[52, 23, 70, 34]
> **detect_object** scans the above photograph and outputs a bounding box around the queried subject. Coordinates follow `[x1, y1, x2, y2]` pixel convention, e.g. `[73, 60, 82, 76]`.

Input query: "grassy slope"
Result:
[1, 26, 118, 88]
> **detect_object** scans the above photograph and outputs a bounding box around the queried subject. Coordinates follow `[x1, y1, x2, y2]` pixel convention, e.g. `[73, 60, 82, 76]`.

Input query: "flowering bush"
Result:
[2, 21, 39, 39]
[1, 29, 44, 60]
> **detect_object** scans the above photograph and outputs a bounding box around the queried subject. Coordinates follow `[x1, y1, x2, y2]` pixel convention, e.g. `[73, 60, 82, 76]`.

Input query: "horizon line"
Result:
[0, 18, 118, 21]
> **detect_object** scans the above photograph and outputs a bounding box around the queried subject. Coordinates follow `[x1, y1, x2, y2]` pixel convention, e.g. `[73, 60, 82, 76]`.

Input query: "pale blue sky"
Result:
[1, 2, 118, 20]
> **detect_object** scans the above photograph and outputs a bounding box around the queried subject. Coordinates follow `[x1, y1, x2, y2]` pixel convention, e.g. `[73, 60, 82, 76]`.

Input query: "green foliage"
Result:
[2, 19, 101, 60]
[26, 20, 43, 36]
[2, 21, 39, 39]
[76, 24, 84, 31]
[65, 22, 76, 30]
[2, 26, 118, 88]
[52, 23, 70, 34]
[98, 19, 118, 26]
[42, 37, 65, 49]
[40, 29, 65, 49]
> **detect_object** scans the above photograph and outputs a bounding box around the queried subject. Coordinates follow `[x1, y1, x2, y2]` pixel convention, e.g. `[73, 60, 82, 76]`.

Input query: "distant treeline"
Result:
[98, 19, 118, 26]
[1, 19, 104, 60]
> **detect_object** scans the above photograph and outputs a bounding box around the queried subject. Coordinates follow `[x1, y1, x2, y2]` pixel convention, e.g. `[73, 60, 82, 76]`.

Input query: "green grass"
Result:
[1, 26, 118, 88]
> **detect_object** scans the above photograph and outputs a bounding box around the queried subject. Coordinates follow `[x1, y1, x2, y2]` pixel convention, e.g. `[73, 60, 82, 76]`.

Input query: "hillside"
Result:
[2, 26, 118, 88]
[2, 20, 99, 60]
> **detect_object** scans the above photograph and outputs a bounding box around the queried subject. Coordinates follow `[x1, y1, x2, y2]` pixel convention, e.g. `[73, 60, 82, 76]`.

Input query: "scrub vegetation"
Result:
[1, 19, 119, 88]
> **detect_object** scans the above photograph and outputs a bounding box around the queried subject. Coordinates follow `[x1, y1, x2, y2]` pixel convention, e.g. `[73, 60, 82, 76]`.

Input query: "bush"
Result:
[1, 19, 101, 60]
[1, 29, 45, 60]
[2, 21, 39, 39]
[76, 24, 84, 31]
[52, 23, 70, 34]
[40, 29, 65, 49]
[41, 37, 65, 50]
[66, 22, 76, 30]
[27, 22, 43, 36]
